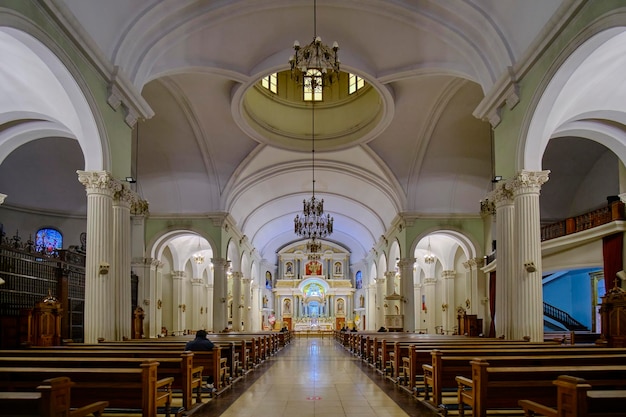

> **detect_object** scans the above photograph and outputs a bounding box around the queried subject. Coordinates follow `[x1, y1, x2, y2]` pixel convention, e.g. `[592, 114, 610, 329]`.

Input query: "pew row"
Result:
[0, 377, 108, 417]
[0, 354, 203, 411]
[519, 375, 626, 417]
[455, 360, 626, 417]
[423, 349, 626, 406]
[0, 361, 173, 417]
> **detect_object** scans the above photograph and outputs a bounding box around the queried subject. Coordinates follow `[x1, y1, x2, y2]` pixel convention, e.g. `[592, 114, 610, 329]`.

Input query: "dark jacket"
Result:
[185, 336, 214, 351]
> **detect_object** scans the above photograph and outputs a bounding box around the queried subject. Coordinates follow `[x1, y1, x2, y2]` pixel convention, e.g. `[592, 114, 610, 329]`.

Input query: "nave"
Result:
[199, 337, 437, 417]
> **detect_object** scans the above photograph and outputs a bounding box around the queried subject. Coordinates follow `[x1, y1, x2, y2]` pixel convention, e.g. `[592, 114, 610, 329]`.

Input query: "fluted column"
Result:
[512, 170, 550, 341]
[399, 258, 416, 331]
[205, 283, 214, 331]
[212, 258, 229, 331]
[423, 277, 437, 334]
[415, 283, 423, 331]
[191, 277, 203, 330]
[132, 257, 153, 336]
[77, 170, 114, 343]
[441, 270, 456, 333]
[251, 282, 260, 331]
[151, 259, 164, 335]
[171, 271, 186, 333]
[241, 277, 252, 331]
[481, 199, 496, 257]
[231, 271, 243, 330]
[376, 277, 385, 329]
[367, 283, 376, 330]
[112, 184, 133, 340]
[385, 271, 396, 295]
[492, 183, 515, 339]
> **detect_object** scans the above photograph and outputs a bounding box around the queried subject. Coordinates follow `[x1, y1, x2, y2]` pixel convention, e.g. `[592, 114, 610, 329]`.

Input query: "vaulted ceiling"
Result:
[2, 0, 587, 264]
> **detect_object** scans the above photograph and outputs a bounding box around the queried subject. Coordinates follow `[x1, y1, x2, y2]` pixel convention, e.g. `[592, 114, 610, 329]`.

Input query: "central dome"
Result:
[239, 71, 388, 152]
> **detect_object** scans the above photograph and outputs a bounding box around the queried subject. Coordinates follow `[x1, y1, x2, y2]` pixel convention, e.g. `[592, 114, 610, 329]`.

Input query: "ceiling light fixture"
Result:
[424, 237, 435, 264]
[193, 237, 204, 265]
[292, 1, 335, 241]
[289, 0, 339, 89]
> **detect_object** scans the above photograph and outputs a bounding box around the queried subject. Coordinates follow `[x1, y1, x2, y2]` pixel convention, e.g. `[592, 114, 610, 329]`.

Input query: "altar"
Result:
[293, 317, 334, 331]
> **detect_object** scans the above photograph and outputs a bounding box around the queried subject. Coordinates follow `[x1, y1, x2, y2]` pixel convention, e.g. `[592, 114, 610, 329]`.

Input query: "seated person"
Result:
[185, 329, 214, 351]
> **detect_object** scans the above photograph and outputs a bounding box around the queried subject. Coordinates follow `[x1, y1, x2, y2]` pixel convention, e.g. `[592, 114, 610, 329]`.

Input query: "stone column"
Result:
[367, 283, 376, 330]
[191, 277, 204, 330]
[231, 271, 243, 330]
[151, 259, 163, 336]
[399, 258, 416, 331]
[133, 257, 153, 337]
[492, 183, 515, 339]
[212, 258, 229, 331]
[414, 283, 422, 331]
[251, 282, 260, 331]
[241, 277, 252, 331]
[130, 198, 150, 336]
[112, 184, 133, 341]
[462, 259, 476, 315]
[376, 277, 386, 329]
[206, 283, 214, 331]
[423, 277, 437, 334]
[77, 170, 114, 343]
[441, 270, 456, 333]
[481, 199, 496, 257]
[172, 271, 186, 334]
[512, 170, 550, 341]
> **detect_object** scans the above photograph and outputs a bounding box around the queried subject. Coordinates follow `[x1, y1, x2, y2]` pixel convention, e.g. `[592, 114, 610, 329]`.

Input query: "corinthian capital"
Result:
[77, 170, 116, 193]
[492, 182, 515, 207]
[510, 170, 550, 195]
[131, 197, 150, 215]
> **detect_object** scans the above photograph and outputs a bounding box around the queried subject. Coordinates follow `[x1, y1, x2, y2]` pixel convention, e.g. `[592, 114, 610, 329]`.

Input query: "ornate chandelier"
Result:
[292, 0, 335, 241]
[424, 238, 435, 264]
[289, 0, 340, 89]
[193, 237, 204, 264]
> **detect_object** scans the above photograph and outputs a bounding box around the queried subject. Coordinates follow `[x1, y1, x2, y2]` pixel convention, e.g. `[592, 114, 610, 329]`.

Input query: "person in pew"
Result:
[185, 329, 216, 393]
[351, 327, 358, 332]
[185, 329, 215, 351]
[378, 326, 387, 332]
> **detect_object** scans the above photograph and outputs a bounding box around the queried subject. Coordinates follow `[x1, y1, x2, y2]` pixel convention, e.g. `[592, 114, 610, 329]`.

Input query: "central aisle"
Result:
[204, 336, 437, 417]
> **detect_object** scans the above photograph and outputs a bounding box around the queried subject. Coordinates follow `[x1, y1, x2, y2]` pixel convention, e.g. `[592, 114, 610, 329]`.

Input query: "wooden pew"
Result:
[424, 350, 626, 407]
[455, 360, 626, 417]
[0, 361, 173, 417]
[403, 341, 583, 394]
[0, 377, 108, 417]
[519, 375, 626, 417]
[0, 353, 202, 411]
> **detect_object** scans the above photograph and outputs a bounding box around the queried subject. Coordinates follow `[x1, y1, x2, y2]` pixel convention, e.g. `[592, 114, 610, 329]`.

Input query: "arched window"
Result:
[35, 227, 62, 254]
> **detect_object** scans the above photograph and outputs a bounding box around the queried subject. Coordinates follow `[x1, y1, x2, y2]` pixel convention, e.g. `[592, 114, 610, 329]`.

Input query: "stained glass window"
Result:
[35, 228, 62, 254]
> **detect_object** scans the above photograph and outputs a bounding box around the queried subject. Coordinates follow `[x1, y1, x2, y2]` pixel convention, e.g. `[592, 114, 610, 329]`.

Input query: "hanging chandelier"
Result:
[193, 237, 204, 265]
[292, 0, 335, 240]
[424, 238, 435, 264]
[289, 0, 340, 89]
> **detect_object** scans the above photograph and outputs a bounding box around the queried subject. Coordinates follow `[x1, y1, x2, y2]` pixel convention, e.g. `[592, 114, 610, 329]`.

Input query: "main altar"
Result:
[273, 240, 355, 331]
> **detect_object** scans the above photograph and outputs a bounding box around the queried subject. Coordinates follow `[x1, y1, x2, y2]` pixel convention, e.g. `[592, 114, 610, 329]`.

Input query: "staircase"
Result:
[543, 302, 588, 331]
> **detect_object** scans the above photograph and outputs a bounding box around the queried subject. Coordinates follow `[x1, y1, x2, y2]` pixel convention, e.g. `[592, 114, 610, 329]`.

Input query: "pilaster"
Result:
[399, 258, 416, 331]
[212, 258, 229, 331]
[441, 270, 456, 333]
[492, 182, 515, 339]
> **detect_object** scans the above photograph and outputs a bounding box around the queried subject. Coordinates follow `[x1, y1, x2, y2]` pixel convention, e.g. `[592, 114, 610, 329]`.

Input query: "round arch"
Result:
[0, 26, 106, 171]
[522, 21, 626, 171]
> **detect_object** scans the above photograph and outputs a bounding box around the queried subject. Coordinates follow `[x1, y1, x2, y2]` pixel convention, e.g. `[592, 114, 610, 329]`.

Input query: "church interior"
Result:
[2, 1, 626, 416]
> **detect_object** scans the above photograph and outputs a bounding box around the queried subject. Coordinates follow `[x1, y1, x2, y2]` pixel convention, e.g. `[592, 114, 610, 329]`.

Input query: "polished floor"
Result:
[195, 336, 438, 417]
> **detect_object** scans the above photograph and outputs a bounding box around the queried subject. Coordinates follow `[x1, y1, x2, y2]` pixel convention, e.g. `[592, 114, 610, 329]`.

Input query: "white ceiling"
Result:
[4, 0, 599, 265]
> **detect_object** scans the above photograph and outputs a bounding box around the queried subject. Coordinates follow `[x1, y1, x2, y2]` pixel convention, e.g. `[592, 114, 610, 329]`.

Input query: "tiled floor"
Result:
[194, 336, 439, 417]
